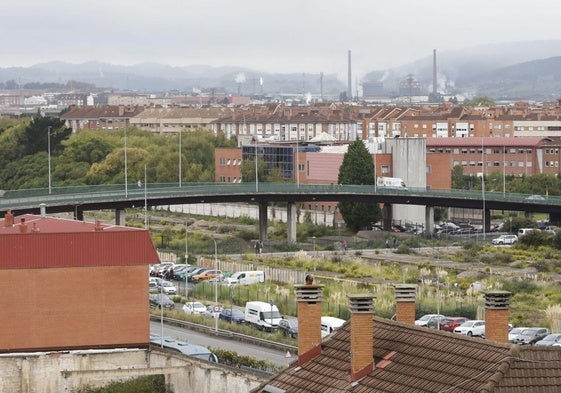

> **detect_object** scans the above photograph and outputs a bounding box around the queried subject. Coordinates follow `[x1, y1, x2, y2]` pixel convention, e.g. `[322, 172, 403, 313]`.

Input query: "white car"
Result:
[414, 314, 445, 327]
[491, 234, 518, 246]
[182, 301, 207, 315]
[453, 320, 485, 337]
[157, 280, 177, 295]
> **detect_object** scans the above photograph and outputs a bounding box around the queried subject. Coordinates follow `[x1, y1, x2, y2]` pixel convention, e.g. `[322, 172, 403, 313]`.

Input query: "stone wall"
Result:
[0, 348, 268, 393]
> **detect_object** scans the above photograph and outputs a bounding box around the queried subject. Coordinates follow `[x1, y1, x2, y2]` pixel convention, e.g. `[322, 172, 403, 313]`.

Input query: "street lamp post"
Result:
[211, 236, 219, 332]
[254, 135, 259, 192]
[124, 124, 128, 197]
[269, 300, 274, 330]
[47, 126, 52, 194]
[178, 129, 182, 188]
[160, 277, 164, 348]
[509, 216, 512, 236]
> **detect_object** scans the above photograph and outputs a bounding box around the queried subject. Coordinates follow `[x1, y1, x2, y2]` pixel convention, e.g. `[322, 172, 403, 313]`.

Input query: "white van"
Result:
[225, 270, 265, 286]
[244, 301, 282, 331]
[376, 177, 408, 190]
[321, 316, 346, 338]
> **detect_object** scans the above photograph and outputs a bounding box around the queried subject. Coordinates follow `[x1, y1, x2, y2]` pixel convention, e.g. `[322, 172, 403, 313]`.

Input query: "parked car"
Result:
[508, 327, 528, 343]
[439, 317, 469, 332]
[414, 314, 445, 328]
[278, 318, 298, 338]
[182, 301, 207, 315]
[149, 277, 160, 289]
[170, 265, 190, 280]
[219, 308, 246, 323]
[204, 305, 223, 319]
[535, 333, 561, 346]
[186, 267, 210, 282]
[156, 280, 177, 295]
[453, 320, 485, 337]
[149, 293, 175, 309]
[191, 269, 223, 283]
[492, 234, 518, 246]
[514, 328, 550, 345]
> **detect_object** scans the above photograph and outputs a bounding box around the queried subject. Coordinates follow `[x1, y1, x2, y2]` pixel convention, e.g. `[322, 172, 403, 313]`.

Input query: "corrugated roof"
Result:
[0, 214, 159, 269]
[252, 316, 561, 393]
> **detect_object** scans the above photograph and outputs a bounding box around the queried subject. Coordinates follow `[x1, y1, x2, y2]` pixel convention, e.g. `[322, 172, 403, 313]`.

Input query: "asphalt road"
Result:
[149, 320, 293, 367]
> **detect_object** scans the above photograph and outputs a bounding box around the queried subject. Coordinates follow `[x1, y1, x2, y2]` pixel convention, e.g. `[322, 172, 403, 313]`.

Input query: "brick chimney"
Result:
[295, 274, 323, 366]
[19, 218, 28, 233]
[4, 209, 13, 227]
[349, 294, 375, 382]
[394, 284, 417, 325]
[484, 291, 512, 343]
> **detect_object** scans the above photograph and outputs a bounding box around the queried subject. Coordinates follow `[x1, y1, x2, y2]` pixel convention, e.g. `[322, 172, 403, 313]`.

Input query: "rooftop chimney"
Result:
[484, 291, 511, 343]
[39, 203, 46, 217]
[4, 209, 13, 227]
[394, 284, 417, 325]
[295, 274, 323, 365]
[19, 218, 28, 233]
[348, 294, 375, 382]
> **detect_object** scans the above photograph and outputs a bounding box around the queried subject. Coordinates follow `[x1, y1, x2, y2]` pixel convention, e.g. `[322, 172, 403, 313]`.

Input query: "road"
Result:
[149, 321, 293, 367]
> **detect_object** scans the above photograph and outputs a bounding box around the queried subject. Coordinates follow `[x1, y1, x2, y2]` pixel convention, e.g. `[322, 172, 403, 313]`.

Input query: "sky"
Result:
[2, 0, 561, 78]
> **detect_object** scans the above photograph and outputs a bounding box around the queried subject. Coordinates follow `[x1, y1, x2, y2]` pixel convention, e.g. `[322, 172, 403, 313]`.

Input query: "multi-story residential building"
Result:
[211, 104, 357, 142]
[129, 107, 233, 135]
[60, 105, 145, 132]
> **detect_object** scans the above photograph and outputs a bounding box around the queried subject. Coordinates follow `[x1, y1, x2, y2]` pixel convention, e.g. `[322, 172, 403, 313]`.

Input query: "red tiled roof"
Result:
[253, 317, 561, 393]
[0, 214, 159, 269]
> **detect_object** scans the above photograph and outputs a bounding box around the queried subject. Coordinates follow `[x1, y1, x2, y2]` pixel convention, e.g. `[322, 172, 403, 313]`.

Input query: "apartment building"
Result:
[426, 136, 546, 177]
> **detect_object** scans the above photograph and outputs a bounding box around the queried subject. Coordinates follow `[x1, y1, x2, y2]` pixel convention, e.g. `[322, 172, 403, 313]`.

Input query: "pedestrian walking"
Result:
[343, 240, 347, 251]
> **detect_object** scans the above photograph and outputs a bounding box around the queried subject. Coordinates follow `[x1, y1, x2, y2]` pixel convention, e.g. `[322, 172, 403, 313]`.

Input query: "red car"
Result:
[439, 317, 469, 332]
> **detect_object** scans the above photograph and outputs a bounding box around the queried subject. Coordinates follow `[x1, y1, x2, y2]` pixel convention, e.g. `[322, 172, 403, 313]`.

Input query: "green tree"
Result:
[468, 96, 495, 107]
[22, 114, 71, 156]
[337, 139, 381, 232]
[451, 165, 467, 189]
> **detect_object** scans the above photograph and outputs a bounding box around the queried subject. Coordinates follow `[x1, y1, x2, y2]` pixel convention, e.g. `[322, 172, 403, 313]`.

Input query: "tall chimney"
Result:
[39, 203, 46, 217]
[394, 284, 417, 325]
[484, 291, 511, 343]
[347, 50, 352, 101]
[432, 49, 437, 96]
[295, 274, 323, 365]
[349, 294, 375, 382]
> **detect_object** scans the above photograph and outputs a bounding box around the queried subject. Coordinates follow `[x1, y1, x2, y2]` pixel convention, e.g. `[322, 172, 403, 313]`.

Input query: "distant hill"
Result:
[3, 40, 561, 100]
[0, 61, 345, 96]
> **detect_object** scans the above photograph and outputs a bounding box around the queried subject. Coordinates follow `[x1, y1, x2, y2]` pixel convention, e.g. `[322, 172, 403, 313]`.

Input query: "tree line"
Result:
[0, 114, 236, 190]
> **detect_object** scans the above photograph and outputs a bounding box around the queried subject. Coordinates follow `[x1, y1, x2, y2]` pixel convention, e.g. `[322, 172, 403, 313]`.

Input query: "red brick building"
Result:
[0, 212, 159, 353]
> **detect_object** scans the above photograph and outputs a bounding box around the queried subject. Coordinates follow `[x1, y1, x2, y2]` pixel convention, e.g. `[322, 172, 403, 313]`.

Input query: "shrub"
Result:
[72, 375, 168, 393]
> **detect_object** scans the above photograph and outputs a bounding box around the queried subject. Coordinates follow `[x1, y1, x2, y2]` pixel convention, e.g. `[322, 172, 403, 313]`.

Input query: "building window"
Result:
[381, 165, 389, 174]
[461, 148, 468, 154]
[453, 148, 459, 154]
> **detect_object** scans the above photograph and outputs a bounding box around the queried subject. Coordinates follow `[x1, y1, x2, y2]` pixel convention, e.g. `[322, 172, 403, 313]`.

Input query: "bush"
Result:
[518, 230, 552, 248]
[72, 375, 168, 393]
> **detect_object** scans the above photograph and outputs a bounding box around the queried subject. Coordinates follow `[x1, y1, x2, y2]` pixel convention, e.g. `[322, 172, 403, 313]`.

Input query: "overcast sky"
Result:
[2, 0, 561, 77]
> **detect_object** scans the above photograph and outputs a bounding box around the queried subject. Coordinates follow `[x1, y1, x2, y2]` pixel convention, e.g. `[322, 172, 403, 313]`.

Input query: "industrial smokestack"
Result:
[320, 72, 324, 101]
[347, 50, 352, 100]
[433, 49, 437, 95]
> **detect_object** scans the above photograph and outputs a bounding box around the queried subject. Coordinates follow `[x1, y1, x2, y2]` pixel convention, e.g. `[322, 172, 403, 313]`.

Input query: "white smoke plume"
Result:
[235, 73, 246, 84]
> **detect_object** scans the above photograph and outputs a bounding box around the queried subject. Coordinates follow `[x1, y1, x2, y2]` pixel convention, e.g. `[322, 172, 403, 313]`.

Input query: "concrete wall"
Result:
[383, 138, 426, 226]
[0, 348, 267, 393]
